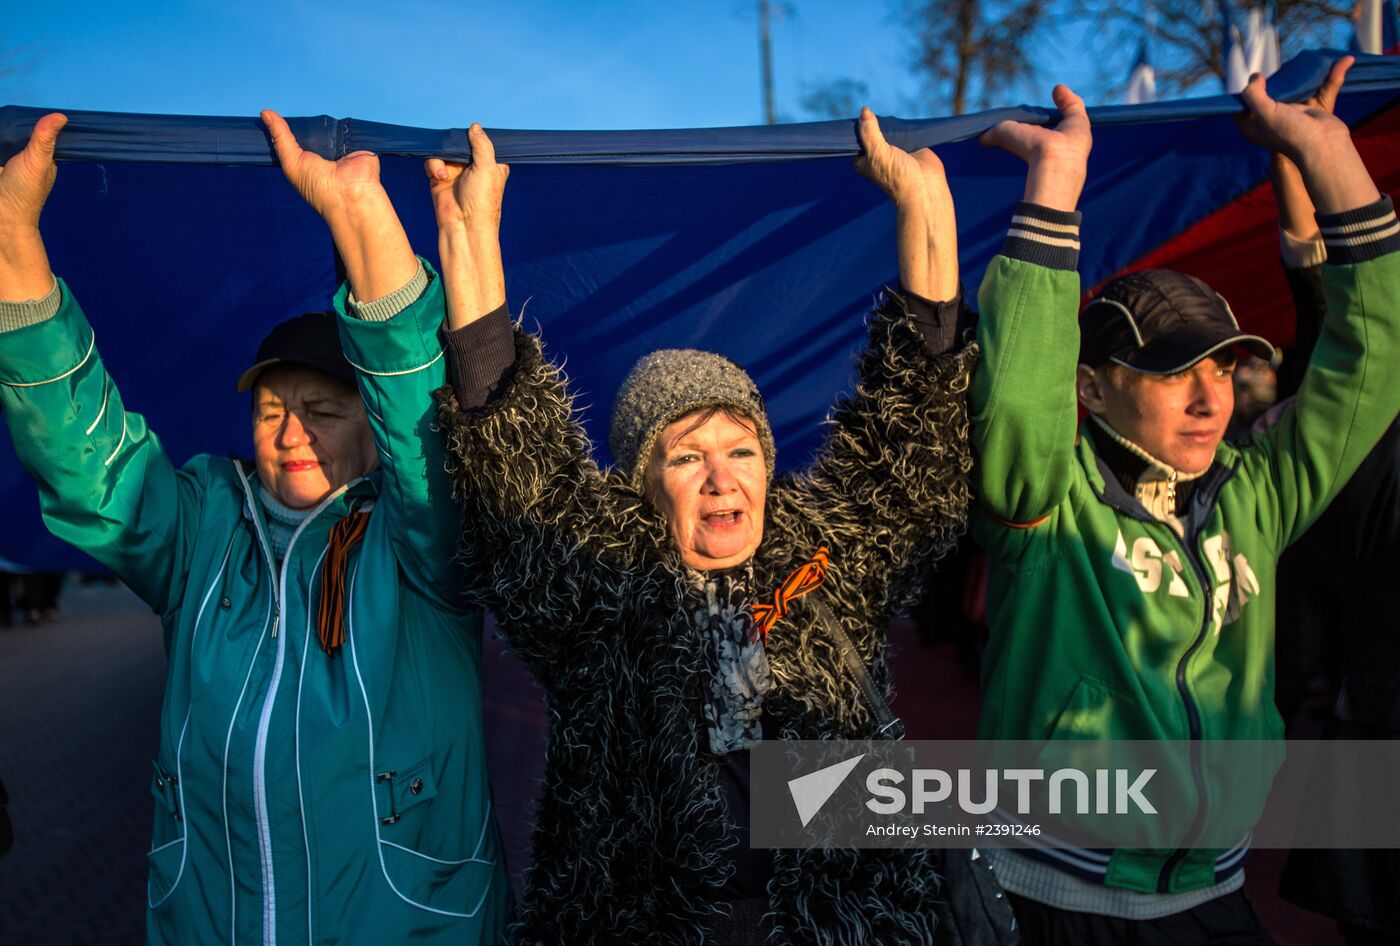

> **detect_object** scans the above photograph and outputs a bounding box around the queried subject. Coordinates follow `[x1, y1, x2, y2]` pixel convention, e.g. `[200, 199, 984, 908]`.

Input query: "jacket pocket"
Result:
[378, 836, 499, 918]
[373, 757, 499, 918]
[146, 761, 187, 908]
[373, 756, 438, 826]
[1042, 675, 1141, 741]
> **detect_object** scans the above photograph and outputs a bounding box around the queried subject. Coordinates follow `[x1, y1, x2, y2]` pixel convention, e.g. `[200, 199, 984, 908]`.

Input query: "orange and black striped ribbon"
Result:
[317, 509, 371, 659]
[750, 546, 830, 643]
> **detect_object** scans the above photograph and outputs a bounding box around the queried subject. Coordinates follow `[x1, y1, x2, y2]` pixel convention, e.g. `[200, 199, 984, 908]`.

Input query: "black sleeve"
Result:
[433, 327, 661, 690]
[443, 303, 516, 410]
[1276, 264, 1326, 401]
[779, 292, 977, 640]
[900, 285, 976, 356]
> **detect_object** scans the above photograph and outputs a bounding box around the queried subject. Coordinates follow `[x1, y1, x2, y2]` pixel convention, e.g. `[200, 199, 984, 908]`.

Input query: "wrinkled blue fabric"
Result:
[2, 49, 1399, 569]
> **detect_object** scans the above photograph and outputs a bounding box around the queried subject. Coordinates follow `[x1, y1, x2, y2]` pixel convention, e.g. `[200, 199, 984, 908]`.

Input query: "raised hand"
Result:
[426, 124, 509, 329]
[1236, 73, 1351, 161]
[1237, 65, 1378, 214]
[262, 110, 386, 222]
[425, 124, 510, 236]
[980, 85, 1092, 213]
[0, 113, 67, 231]
[1307, 55, 1351, 115]
[854, 107, 947, 206]
[854, 107, 958, 301]
[261, 109, 416, 302]
[1266, 56, 1353, 240]
[0, 113, 67, 300]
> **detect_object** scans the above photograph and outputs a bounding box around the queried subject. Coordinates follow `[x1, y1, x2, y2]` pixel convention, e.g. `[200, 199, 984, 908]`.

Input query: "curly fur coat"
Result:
[436, 295, 990, 946]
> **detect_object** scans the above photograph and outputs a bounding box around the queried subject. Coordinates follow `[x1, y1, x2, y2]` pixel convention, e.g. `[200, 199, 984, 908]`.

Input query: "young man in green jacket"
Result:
[970, 64, 1400, 943]
[0, 115, 510, 944]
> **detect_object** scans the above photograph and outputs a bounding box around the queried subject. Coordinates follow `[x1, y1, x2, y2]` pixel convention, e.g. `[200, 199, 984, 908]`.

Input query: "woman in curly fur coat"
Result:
[422, 113, 1014, 946]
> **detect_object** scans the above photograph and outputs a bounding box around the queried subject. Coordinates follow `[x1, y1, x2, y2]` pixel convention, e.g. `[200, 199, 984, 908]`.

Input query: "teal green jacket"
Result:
[0, 267, 510, 944]
[971, 200, 1400, 895]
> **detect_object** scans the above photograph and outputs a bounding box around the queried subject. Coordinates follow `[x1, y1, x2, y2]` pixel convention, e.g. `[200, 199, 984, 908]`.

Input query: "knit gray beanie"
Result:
[609, 348, 776, 494]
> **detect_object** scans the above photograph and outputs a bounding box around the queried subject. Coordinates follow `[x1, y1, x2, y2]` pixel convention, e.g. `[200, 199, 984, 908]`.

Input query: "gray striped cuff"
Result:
[1002, 202, 1082, 271]
[346, 261, 429, 321]
[0, 279, 61, 333]
[1317, 195, 1400, 265]
[1279, 227, 1327, 269]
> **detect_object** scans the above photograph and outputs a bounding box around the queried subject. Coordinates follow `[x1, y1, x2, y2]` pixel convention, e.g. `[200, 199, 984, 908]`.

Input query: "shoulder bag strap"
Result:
[808, 596, 906, 740]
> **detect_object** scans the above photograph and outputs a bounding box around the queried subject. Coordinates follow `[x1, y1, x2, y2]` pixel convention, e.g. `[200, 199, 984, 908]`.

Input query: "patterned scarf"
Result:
[691, 563, 774, 755]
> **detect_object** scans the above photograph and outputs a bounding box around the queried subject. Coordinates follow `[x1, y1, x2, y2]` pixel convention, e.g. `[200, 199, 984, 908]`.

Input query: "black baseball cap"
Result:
[1079, 269, 1274, 374]
[235, 311, 357, 393]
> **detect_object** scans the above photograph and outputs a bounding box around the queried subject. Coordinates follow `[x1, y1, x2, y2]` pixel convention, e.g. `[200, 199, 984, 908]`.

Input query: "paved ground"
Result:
[0, 583, 1344, 945]
[0, 580, 163, 946]
[0, 581, 550, 946]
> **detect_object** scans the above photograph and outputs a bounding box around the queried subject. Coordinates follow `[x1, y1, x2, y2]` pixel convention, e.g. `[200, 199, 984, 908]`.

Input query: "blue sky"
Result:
[0, 0, 1113, 129]
[0, 1, 1349, 130]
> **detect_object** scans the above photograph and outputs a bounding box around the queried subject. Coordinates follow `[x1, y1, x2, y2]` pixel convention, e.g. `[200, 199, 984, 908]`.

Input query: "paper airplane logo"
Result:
[787, 753, 865, 827]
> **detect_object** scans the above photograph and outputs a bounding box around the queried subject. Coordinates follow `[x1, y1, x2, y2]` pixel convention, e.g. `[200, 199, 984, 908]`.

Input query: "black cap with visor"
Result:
[1079, 269, 1274, 374]
[235, 311, 357, 393]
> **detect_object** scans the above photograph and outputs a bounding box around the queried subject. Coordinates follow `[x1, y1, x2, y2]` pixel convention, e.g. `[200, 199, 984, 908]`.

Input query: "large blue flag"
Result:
[3, 50, 1400, 570]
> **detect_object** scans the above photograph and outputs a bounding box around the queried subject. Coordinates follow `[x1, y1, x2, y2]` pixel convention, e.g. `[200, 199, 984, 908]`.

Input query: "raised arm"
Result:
[1232, 66, 1400, 545]
[778, 111, 975, 626]
[853, 107, 958, 303]
[261, 111, 418, 300]
[426, 124, 509, 332]
[971, 86, 1091, 529]
[0, 114, 64, 300]
[0, 114, 208, 613]
[1269, 58, 1349, 398]
[1272, 136, 1328, 400]
[1236, 67, 1380, 216]
[426, 126, 655, 685]
[262, 111, 459, 606]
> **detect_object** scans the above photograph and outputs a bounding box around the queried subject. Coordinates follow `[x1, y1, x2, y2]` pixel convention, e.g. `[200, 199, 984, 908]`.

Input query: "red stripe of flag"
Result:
[1088, 102, 1400, 348]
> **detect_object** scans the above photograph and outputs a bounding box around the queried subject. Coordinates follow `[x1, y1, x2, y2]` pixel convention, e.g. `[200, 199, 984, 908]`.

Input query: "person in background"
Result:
[16, 571, 62, 625]
[1252, 60, 1400, 946]
[1224, 352, 1278, 442]
[970, 57, 1400, 945]
[1260, 64, 1348, 736]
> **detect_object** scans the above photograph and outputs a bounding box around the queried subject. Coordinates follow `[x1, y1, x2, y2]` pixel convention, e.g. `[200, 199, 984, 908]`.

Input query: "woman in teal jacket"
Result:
[0, 114, 510, 944]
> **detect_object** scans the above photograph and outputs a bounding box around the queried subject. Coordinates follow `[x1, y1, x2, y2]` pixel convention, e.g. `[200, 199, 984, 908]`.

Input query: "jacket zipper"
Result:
[1107, 499, 1212, 891]
[1155, 534, 1212, 893]
[235, 466, 358, 946]
[1151, 462, 1241, 892]
[1090, 463, 1231, 893]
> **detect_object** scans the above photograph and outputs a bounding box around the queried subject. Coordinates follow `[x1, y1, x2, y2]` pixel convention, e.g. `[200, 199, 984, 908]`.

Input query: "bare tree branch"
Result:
[799, 0, 1047, 119]
[800, 77, 873, 119]
[1064, 0, 1352, 99]
[0, 42, 44, 89]
[898, 0, 1049, 114]
[797, 0, 1353, 121]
